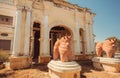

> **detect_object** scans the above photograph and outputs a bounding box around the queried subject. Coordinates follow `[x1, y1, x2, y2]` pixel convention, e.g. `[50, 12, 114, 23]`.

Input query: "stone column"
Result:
[20, 8, 27, 54]
[12, 9, 22, 56]
[73, 39, 76, 55]
[85, 24, 91, 54]
[24, 10, 31, 56]
[43, 15, 49, 55]
[38, 14, 51, 63]
[10, 8, 32, 70]
[74, 26, 80, 55]
[89, 24, 95, 53]
[73, 9, 80, 55]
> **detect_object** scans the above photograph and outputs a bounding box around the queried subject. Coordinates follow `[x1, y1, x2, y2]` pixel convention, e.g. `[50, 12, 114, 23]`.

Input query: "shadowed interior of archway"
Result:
[79, 28, 85, 55]
[49, 26, 71, 59]
[33, 22, 40, 62]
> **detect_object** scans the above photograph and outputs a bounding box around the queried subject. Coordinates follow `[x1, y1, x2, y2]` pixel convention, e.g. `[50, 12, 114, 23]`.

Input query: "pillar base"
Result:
[48, 60, 81, 78]
[9, 56, 32, 69]
[38, 55, 51, 64]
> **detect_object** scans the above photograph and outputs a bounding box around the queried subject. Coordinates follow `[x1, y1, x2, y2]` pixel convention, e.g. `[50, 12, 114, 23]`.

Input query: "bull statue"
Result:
[53, 35, 73, 62]
[96, 39, 117, 58]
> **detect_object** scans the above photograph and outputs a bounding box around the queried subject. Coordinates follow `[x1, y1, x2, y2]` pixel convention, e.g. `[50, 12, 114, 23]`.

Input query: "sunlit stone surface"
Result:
[0, 0, 95, 67]
[9, 56, 32, 69]
[48, 60, 81, 78]
[92, 57, 120, 73]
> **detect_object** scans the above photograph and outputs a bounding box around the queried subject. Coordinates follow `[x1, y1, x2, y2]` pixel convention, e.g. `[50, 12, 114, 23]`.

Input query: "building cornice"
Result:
[0, 0, 95, 15]
[51, 0, 95, 15]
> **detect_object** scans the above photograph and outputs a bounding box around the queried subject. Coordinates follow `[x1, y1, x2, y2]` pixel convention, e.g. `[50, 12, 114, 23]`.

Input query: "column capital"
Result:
[16, 6, 32, 12]
[16, 6, 23, 10]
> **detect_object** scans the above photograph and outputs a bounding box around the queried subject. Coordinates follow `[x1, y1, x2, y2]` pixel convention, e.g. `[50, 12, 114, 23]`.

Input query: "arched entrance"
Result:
[49, 26, 71, 58]
[79, 28, 85, 54]
[33, 22, 40, 62]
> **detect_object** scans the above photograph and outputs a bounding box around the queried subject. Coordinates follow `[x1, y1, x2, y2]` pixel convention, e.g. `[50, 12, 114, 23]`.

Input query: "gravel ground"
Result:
[0, 61, 120, 78]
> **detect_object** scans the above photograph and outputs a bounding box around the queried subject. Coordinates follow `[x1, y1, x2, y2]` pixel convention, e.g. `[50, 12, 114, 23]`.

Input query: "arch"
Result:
[50, 26, 73, 37]
[48, 21, 74, 35]
[79, 28, 86, 54]
[49, 25, 73, 58]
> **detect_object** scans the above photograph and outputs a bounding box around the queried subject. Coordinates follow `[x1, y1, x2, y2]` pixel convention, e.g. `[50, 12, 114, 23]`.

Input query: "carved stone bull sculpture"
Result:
[96, 39, 117, 58]
[53, 36, 72, 62]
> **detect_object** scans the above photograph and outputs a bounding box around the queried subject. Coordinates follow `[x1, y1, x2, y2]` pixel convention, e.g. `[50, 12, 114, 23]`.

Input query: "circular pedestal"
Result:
[48, 60, 81, 78]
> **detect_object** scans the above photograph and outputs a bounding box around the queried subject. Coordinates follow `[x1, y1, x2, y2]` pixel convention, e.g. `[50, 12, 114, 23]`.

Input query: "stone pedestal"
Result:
[9, 56, 32, 69]
[92, 57, 120, 73]
[48, 60, 81, 78]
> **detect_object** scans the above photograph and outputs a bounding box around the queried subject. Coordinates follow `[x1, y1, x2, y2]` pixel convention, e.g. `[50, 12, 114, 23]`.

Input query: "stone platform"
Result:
[47, 60, 81, 78]
[9, 56, 32, 69]
[92, 57, 120, 73]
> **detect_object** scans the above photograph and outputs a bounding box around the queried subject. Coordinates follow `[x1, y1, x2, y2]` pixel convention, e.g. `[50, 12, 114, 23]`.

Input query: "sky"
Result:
[68, 0, 120, 42]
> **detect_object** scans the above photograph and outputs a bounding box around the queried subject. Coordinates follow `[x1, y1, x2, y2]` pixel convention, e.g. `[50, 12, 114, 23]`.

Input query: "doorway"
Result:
[33, 22, 40, 62]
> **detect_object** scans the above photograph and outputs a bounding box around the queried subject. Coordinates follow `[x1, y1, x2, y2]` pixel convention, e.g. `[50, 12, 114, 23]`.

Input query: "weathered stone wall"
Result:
[0, 0, 95, 64]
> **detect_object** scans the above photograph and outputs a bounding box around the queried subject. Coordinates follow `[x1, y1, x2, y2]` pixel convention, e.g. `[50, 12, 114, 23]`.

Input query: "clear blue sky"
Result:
[68, 0, 120, 42]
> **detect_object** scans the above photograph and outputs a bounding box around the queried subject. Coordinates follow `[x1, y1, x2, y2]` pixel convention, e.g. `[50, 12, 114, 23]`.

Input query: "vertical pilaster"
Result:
[20, 8, 27, 54]
[12, 9, 22, 56]
[74, 8, 80, 55]
[75, 26, 80, 54]
[89, 24, 92, 52]
[85, 24, 91, 54]
[38, 11, 51, 63]
[24, 10, 31, 56]
[89, 24, 95, 52]
[42, 14, 49, 55]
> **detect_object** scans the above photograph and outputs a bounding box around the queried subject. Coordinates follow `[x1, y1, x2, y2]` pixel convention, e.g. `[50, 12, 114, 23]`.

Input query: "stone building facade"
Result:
[0, 0, 95, 65]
